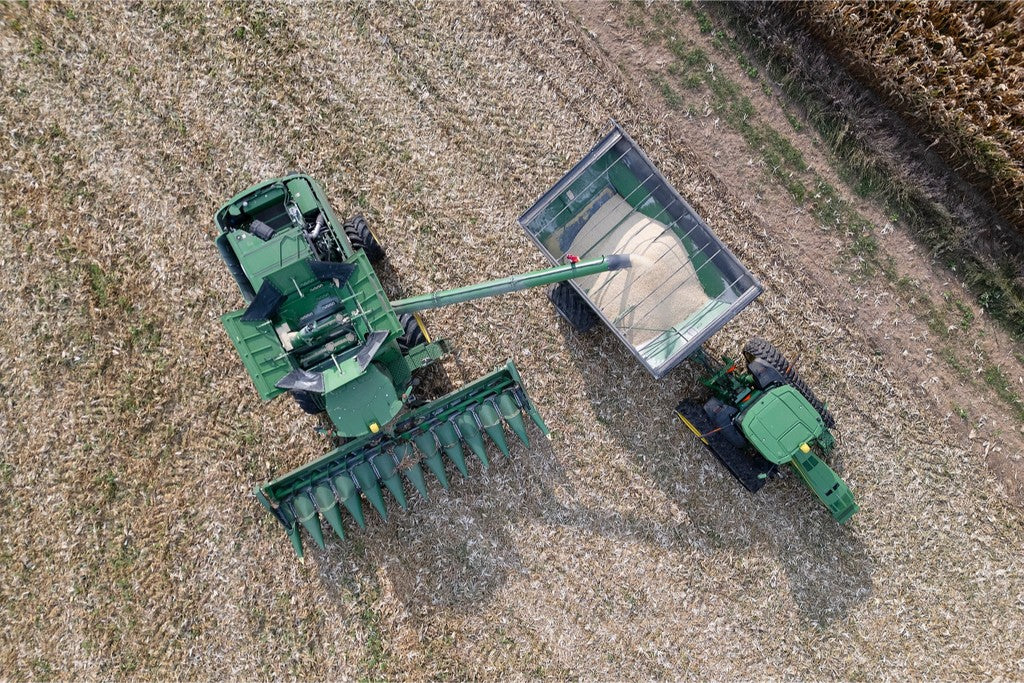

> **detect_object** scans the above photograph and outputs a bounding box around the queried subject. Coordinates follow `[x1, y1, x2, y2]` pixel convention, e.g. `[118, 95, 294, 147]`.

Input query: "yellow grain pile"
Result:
[796, 1, 1024, 229]
[567, 194, 710, 347]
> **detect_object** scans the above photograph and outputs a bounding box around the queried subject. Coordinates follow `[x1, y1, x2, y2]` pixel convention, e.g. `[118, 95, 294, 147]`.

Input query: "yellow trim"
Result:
[361, 217, 383, 244]
[369, 422, 380, 434]
[799, 443, 811, 453]
[413, 313, 432, 344]
[676, 412, 709, 445]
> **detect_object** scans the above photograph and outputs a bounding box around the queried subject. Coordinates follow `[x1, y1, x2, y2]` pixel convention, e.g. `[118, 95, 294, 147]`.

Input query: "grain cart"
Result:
[215, 175, 629, 557]
[519, 123, 857, 523]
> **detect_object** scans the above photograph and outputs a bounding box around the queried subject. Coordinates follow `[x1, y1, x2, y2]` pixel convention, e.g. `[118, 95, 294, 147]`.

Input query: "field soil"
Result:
[1, 1, 1022, 679]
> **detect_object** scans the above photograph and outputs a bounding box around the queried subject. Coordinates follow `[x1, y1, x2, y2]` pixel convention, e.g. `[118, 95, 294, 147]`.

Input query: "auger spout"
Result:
[390, 254, 631, 316]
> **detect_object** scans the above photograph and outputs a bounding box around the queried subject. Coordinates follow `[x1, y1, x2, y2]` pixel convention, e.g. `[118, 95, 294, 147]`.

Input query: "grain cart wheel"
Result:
[548, 281, 599, 333]
[291, 390, 325, 415]
[742, 338, 836, 428]
[397, 313, 427, 352]
[343, 214, 385, 263]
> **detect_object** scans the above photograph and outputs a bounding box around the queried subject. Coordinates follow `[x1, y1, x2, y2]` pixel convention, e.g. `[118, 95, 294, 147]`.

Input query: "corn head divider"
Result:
[214, 172, 630, 556]
[256, 361, 543, 559]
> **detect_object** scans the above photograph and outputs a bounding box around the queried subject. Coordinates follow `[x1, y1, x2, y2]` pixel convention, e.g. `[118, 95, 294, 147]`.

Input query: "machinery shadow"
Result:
[559, 323, 875, 626]
[311, 323, 872, 627]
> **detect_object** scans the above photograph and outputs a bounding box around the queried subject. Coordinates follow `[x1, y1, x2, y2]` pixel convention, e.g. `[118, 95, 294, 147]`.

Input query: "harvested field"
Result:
[1, 1, 1023, 680]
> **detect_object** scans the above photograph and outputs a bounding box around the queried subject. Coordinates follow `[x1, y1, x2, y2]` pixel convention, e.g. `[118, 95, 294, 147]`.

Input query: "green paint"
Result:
[390, 254, 630, 316]
[215, 174, 616, 555]
[739, 386, 826, 464]
[691, 346, 858, 524]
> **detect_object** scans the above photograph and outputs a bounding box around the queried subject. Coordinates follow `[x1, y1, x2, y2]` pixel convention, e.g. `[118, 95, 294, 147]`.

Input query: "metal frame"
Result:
[518, 121, 763, 378]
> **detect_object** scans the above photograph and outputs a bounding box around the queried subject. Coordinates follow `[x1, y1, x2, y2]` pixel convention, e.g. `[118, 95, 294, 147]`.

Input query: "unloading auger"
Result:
[214, 174, 630, 557]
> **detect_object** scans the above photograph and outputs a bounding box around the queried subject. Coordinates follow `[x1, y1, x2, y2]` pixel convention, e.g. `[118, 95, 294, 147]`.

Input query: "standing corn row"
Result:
[794, 1, 1024, 231]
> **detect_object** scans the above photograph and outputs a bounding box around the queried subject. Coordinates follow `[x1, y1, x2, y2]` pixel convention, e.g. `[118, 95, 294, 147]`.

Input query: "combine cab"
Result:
[215, 175, 630, 557]
[520, 123, 858, 523]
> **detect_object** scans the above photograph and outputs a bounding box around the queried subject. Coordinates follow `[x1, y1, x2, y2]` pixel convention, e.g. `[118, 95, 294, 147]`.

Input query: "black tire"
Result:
[398, 313, 427, 352]
[548, 282, 599, 333]
[343, 214, 385, 264]
[411, 362, 453, 403]
[291, 390, 325, 415]
[742, 338, 836, 428]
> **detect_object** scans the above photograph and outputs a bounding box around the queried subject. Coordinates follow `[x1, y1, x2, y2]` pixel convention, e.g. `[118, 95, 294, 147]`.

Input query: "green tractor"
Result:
[676, 342, 857, 523]
[518, 123, 858, 524]
[214, 173, 629, 557]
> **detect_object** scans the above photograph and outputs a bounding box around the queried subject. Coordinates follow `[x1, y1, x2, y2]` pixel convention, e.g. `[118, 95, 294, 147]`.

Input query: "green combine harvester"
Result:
[214, 174, 630, 557]
[519, 123, 857, 524]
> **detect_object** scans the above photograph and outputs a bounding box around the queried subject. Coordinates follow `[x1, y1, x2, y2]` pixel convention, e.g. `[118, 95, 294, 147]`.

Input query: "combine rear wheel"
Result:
[343, 214, 385, 263]
[398, 313, 427, 352]
[743, 338, 835, 428]
[291, 390, 325, 415]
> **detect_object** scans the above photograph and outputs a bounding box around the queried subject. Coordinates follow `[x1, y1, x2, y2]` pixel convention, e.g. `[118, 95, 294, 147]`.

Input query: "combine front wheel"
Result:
[398, 313, 428, 352]
[343, 214, 385, 263]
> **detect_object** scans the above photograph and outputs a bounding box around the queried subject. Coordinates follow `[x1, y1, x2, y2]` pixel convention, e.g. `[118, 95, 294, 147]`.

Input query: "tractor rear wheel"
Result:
[548, 282, 599, 333]
[742, 337, 836, 428]
[291, 390, 325, 415]
[343, 214, 385, 264]
[398, 313, 427, 352]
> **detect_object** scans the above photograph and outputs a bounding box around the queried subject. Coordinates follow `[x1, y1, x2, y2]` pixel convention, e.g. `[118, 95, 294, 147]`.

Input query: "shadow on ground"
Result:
[310, 320, 872, 627]
[564, 323, 875, 626]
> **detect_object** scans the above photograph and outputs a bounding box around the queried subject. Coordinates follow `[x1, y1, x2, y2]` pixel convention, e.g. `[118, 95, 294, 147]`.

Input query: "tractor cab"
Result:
[737, 385, 828, 466]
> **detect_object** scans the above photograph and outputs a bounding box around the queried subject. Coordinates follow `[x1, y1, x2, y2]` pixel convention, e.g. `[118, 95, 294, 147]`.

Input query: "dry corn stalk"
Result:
[795, 1, 1024, 231]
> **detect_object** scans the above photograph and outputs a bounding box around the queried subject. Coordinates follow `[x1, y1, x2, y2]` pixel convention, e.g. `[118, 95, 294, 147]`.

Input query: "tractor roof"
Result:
[738, 385, 826, 464]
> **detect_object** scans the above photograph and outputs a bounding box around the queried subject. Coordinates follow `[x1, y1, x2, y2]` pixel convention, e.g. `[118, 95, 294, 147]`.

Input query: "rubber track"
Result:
[743, 337, 836, 428]
[676, 400, 776, 493]
[548, 282, 599, 333]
